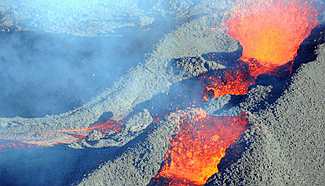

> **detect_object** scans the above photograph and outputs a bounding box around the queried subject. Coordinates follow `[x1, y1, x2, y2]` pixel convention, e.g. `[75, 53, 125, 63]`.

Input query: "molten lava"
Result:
[153, 111, 248, 185]
[203, 69, 255, 100]
[59, 119, 122, 138]
[203, 0, 319, 100]
[225, 0, 319, 77]
[16, 120, 122, 148]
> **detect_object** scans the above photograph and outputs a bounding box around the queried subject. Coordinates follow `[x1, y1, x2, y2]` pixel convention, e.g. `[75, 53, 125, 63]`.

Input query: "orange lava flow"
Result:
[59, 119, 122, 135]
[225, 0, 319, 77]
[25, 120, 122, 147]
[203, 69, 255, 100]
[154, 112, 248, 185]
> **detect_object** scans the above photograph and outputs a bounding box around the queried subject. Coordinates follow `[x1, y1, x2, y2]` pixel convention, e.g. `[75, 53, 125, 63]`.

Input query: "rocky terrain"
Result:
[0, 1, 324, 186]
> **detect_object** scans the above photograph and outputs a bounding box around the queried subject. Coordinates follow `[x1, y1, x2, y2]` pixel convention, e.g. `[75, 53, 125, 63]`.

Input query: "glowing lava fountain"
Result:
[205, 0, 319, 100]
[225, 0, 319, 77]
[153, 111, 248, 185]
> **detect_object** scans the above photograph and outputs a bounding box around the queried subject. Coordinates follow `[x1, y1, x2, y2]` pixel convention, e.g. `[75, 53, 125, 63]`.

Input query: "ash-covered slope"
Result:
[78, 32, 325, 186]
[208, 44, 325, 185]
[1, 1, 324, 185]
[0, 14, 237, 148]
[77, 15, 239, 185]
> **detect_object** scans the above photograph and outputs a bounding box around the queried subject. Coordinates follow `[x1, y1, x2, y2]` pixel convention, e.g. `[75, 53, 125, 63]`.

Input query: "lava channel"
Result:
[152, 111, 248, 186]
[59, 119, 122, 137]
[19, 119, 122, 147]
[202, 67, 255, 101]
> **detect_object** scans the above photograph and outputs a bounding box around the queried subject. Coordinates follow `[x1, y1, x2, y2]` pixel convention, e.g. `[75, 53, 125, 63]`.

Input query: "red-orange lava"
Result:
[153, 111, 248, 185]
[203, 69, 255, 100]
[25, 120, 122, 147]
[60, 119, 122, 137]
[225, 0, 319, 77]
[203, 0, 319, 100]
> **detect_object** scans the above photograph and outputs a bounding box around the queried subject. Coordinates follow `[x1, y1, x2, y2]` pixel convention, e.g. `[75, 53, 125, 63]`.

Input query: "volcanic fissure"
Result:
[0, 1, 324, 186]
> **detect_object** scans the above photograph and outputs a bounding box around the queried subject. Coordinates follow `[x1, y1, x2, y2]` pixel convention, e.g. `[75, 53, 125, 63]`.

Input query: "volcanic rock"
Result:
[125, 109, 153, 133]
[86, 130, 104, 142]
[0, 1, 324, 186]
[171, 55, 226, 78]
[77, 14, 239, 185]
[78, 20, 325, 186]
[207, 44, 325, 186]
[0, 11, 237, 148]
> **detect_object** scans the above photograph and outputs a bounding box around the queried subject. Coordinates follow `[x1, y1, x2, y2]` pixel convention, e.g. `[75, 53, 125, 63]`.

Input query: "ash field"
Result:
[0, 0, 324, 186]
